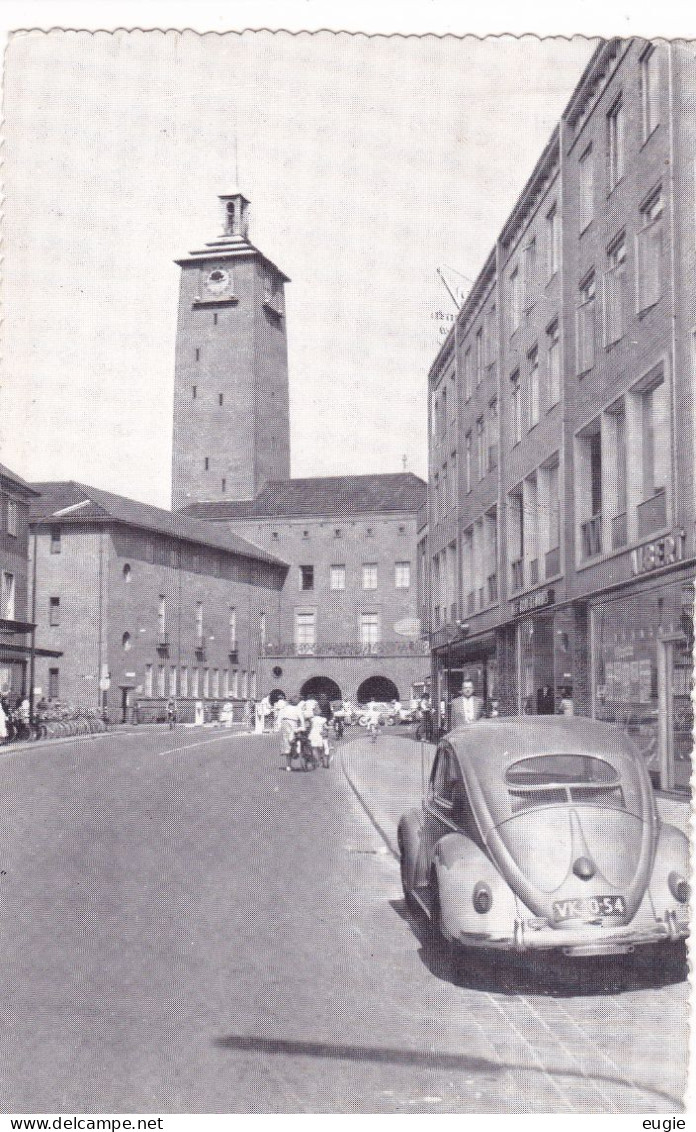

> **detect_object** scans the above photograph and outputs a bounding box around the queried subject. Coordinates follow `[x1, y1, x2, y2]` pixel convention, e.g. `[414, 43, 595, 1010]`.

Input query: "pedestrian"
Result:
[449, 679, 484, 729]
[536, 684, 555, 715]
[276, 696, 305, 770]
[220, 700, 234, 728]
[166, 697, 177, 729]
[194, 699, 205, 726]
[308, 707, 329, 765]
[419, 693, 432, 740]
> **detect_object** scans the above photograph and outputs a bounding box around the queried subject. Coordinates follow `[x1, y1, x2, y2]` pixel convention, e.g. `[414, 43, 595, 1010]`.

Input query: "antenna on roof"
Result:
[436, 265, 473, 310]
[402, 454, 408, 471]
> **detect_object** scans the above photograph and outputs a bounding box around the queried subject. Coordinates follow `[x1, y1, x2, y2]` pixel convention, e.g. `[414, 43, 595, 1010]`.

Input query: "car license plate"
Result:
[552, 895, 626, 922]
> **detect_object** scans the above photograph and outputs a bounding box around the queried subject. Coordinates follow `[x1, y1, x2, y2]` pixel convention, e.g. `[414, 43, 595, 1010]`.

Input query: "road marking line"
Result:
[158, 733, 254, 756]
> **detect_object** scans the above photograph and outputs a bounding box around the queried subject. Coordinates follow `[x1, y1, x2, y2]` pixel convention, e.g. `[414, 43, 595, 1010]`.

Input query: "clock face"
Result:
[205, 268, 230, 295]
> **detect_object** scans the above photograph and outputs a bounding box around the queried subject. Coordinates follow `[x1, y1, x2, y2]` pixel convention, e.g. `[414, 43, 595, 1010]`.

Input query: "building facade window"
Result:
[637, 187, 663, 312]
[527, 346, 540, 428]
[464, 347, 472, 401]
[488, 399, 498, 470]
[640, 45, 660, 139]
[523, 237, 537, 311]
[259, 613, 266, 647]
[395, 561, 411, 589]
[510, 370, 522, 446]
[122, 632, 131, 651]
[578, 145, 594, 232]
[299, 565, 314, 591]
[464, 432, 472, 493]
[577, 271, 596, 375]
[6, 499, 18, 537]
[608, 96, 625, 191]
[48, 668, 59, 700]
[229, 607, 236, 648]
[547, 204, 559, 277]
[1, 572, 15, 620]
[330, 564, 346, 591]
[195, 601, 203, 646]
[158, 595, 166, 640]
[547, 319, 560, 406]
[50, 526, 61, 554]
[509, 266, 521, 333]
[630, 367, 669, 536]
[449, 450, 458, 511]
[295, 611, 316, 652]
[475, 326, 484, 385]
[362, 563, 378, 590]
[476, 417, 485, 481]
[49, 596, 60, 627]
[360, 612, 380, 648]
[605, 232, 627, 345]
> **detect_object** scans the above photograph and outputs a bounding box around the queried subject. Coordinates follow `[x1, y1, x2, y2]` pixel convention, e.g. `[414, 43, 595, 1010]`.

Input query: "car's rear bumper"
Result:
[457, 911, 688, 955]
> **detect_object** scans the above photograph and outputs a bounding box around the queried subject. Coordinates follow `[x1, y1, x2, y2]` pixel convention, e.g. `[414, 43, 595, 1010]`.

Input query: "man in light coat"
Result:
[449, 678, 484, 729]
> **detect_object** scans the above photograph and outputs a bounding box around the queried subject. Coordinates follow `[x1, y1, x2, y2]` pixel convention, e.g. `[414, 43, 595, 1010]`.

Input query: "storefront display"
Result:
[591, 577, 693, 793]
[517, 606, 576, 716]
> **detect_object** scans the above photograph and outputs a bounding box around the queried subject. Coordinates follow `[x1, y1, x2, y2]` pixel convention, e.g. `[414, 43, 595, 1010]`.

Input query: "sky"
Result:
[1, 28, 597, 507]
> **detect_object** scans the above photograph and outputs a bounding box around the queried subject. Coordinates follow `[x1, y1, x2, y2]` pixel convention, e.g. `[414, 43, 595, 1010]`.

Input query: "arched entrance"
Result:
[357, 676, 399, 704]
[300, 676, 342, 702]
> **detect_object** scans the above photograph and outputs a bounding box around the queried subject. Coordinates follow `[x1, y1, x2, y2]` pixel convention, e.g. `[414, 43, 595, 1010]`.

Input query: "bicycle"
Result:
[366, 718, 380, 743]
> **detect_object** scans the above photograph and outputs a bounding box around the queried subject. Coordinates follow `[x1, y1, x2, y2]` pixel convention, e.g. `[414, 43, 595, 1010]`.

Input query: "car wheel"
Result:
[398, 831, 420, 916]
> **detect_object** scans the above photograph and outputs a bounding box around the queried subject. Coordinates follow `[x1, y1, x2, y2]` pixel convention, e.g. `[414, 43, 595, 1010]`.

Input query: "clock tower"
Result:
[171, 192, 291, 509]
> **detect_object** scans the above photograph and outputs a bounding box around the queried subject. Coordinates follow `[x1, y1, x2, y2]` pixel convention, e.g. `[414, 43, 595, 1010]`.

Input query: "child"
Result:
[308, 707, 330, 767]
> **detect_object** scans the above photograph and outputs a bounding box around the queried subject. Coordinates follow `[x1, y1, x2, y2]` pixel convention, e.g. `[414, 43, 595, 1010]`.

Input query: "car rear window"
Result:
[505, 754, 625, 813]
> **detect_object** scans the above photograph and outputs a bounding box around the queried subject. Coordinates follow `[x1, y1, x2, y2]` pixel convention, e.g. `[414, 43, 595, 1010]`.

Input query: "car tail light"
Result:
[668, 871, 689, 904]
[473, 882, 492, 914]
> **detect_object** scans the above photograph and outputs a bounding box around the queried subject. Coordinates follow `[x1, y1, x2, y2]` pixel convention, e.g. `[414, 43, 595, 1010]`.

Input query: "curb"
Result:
[340, 743, 400, 859]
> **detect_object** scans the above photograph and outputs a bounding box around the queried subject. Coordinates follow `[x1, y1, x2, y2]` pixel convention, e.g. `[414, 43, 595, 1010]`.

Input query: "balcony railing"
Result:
[545, 546, 560, 578]
[637, 489, 667, 539]
[487, 572, 498, 603]
[511, 558, 524, 592]
[261, 639, 430, 658]
[611, 511, 627, 550]
[581, 513, 602, 559]
[529, 558, 539, 586]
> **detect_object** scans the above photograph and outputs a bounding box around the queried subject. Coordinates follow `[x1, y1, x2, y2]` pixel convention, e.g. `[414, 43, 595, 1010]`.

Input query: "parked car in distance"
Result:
[398, 717, 689, 961]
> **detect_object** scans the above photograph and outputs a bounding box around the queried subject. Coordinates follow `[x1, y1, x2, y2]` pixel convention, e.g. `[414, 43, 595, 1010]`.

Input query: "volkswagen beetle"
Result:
[398, 717, 689, 958]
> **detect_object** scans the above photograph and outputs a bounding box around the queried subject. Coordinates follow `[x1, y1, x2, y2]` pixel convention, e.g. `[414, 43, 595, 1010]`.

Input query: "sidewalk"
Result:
[341, 733, 690, 852]
[0, 720, 248, 756]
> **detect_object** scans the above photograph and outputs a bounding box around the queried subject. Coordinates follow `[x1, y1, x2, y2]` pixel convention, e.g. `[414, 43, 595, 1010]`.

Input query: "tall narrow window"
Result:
[158, 595, 166, 640]
[48, 669, 60, 700]
[464, 347, 472, 400]
[547, 204, 560, 278]
[192, 386, 197, 399]
[360, 613, 380, 649]
[195, 601, 203, 646]
[395, 562, 411, 589]
[475, 327, 484, 385]
[464, 433, 472, 493]
[50, 526, 61, 554]
[523, 237, 537, 311]
[577, 272, 596, 375]
[476, 417, 485, 481]
[330, 564, 346, 591]
[299, 565, 314, 591]
[641, 45, 660, 139]
[362, 563, 378, 590]
[509, 266, 521, 333]
[229, 607, 237, 648]
[259, 613, 266, 647]
[1, 572, 15, 620]
[637, 188, 663, 312]
[218, 393, 223, 406]
[527, 346, 540, 428]
[547, 319, 560, 406]
[608, 97, 625, 191]
[510, 371, 522, 446]
[204, 457, 209, 471]
[6, 500, 18, 537]
[488, 399, 498, 470]
[49, 596, 60, 627]
[295, 612, 316, 652]
[605, 232, 627, 345]
[578, 145, 594, 232]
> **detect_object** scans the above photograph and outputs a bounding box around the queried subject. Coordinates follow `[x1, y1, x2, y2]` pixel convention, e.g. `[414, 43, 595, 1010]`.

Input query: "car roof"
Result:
[444, 717, 650, 832]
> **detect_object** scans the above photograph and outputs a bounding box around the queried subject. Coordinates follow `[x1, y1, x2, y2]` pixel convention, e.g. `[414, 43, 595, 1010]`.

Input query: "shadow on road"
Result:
[389, 897, 688, 998]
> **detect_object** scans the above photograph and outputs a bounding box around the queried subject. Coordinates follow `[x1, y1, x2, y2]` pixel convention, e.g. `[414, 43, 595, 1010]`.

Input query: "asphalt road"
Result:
[0, 727, 688, 1114]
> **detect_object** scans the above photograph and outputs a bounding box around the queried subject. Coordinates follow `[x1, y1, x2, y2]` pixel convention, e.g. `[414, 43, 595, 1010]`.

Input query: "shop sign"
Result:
[631, 529, 686, 577]
[513, 587, 555, 617]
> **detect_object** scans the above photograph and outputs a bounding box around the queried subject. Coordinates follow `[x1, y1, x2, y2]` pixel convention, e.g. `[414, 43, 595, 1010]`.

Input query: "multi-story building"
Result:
[0, 464, 61, 701]
[174, 192, 430, 705]
[425, 38, 695, 796]
[29, 481, 288, 721]
[186, 472, 429, 704]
